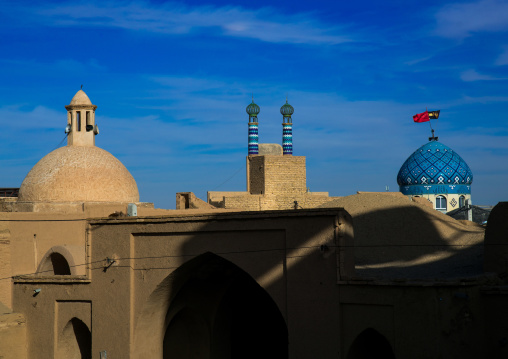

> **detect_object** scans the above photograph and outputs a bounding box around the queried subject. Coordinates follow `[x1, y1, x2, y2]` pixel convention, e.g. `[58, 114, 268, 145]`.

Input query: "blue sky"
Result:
[1, 0, 507, 208]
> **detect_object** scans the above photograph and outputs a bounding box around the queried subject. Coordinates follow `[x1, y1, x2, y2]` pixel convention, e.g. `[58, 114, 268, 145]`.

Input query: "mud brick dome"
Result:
[18, 90, 139, 203]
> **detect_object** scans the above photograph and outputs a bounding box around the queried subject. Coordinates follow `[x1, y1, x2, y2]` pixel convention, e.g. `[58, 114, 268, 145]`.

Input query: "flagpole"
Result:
[427, 107, 434, 140]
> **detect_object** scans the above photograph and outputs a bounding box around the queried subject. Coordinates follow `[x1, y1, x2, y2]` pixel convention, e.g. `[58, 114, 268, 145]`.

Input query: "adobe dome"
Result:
[397, 140, 473, 195]
[18, 146, 139, 203]
[69, 89, 92, 106]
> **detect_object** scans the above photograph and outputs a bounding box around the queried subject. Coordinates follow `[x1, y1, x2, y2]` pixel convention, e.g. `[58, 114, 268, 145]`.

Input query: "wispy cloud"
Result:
[405, 56, 432, 66]
[27, 1, 351, 45]
[0, 58, 106, 75]
[495, 46, 508, 65]
[460, 69, 508, 81]
[435, 0, 508, 39]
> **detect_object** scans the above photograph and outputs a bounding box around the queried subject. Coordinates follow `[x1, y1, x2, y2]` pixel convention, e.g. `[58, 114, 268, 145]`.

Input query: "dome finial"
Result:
[429, 128, 438, 142]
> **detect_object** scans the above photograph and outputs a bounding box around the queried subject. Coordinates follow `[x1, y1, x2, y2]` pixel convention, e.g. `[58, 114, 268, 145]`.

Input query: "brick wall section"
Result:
[247, 156, 265, 194]
[208, 192, 248, 208]
[208, 155, 336, 211]
[224, 194, 262, 211]
[258, 194, 336, 211]
[0, 220, 11, 308]
[222, 194, 337, 211]
[249, 156, 307, 196]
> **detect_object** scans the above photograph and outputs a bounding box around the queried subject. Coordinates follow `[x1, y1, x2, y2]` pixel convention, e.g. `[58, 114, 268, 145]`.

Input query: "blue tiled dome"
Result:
[397, 141, 473, 195]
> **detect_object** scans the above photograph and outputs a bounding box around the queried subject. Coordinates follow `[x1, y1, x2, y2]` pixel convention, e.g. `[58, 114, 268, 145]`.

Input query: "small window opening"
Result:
[77, 112, 81, 131]
[85, 111, 93, 131]
[436, 195, 447, 212]
[459, 195, 466, 208]
[50, 253, 71, 275]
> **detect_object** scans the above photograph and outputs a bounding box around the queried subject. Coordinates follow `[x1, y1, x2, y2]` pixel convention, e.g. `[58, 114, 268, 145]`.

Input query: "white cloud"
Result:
[4, 75, 507, 207]
[460, 69, 508, 81]
[0, 105, 64, 130]
[31, 1, 351, 45]
[435, 0, 508, 39]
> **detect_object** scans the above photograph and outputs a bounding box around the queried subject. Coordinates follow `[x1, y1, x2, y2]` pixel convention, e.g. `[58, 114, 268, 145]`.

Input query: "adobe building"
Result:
[1, 90, 508, 359]
[207, 99, 334, 211]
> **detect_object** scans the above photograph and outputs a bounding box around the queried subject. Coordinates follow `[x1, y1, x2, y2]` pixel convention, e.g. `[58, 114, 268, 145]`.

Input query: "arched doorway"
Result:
[347, 328, 395, 359]
[57, 317, 91, 359]
[133, 253, 288, 359]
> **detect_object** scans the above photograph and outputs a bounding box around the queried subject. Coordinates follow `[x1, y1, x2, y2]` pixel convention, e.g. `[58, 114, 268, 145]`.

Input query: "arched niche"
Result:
[37, 246, 76, 275]
[57, 317, 91, 359]
[133, 252, 288, 359]
[347, 328, 396, 359]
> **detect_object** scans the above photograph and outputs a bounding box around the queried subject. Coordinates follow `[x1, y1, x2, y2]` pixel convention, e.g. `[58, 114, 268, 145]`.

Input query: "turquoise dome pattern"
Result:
[397, 141, 473, 195]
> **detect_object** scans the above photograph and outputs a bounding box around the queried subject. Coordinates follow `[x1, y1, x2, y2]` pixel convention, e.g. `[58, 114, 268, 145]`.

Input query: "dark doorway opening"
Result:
[347, 328, 396, 359]
[162, 253, 288, 359]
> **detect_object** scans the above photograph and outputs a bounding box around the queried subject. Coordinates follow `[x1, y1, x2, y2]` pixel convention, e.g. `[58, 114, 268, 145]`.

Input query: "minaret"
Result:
[246, 97, 260, 155]
[64, 88, 99, 147]
[280, 98, 294, 155]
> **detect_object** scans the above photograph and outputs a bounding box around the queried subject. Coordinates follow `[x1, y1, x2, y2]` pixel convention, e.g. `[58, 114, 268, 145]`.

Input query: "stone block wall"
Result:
[207, 155, 333, 211]
[248, 155, 307, 196]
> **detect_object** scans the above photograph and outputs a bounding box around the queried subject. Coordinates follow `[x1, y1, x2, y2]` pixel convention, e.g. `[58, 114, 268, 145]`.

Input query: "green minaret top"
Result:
[246, 97, 260, 117]
[280, 99, 294, 117]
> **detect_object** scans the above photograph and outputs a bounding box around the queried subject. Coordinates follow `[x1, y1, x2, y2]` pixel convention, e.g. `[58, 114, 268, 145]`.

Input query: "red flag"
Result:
[413, 110, 430, 123]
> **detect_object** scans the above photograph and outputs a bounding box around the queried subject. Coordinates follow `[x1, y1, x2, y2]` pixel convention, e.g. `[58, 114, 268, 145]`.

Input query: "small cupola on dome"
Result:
[65, 88, 98, 147]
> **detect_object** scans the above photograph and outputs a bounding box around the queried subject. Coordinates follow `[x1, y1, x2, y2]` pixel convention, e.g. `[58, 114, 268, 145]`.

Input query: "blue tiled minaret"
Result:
[246, 98, 260, 155]
[280, 99, 294, 155]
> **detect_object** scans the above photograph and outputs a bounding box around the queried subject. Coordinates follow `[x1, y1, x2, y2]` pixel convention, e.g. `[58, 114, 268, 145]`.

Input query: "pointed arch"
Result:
[347, 328, 395, 359]
[37, 246, 76, 275]
[57, 317, 91, 359]
[133, 252, 288, 359]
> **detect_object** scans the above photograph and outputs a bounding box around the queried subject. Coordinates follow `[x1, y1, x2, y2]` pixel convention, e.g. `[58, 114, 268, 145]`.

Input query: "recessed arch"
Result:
[57, 317, 91, 359]
[347, 328, 395, 359]
[133, 252, 288, 359]
[37, 246, 76, 275]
